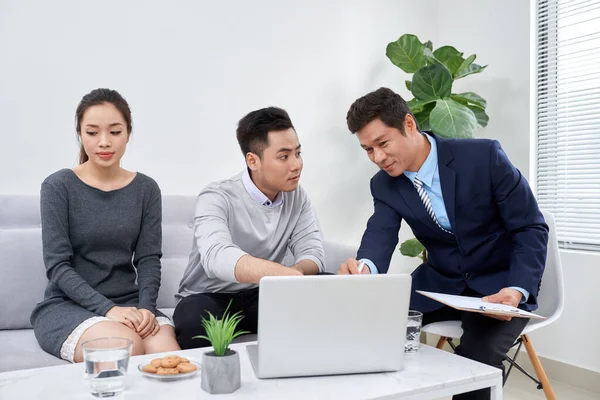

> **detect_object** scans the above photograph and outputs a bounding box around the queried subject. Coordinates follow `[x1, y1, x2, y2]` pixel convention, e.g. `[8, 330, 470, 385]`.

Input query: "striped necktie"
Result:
[413, 176, 453, 235]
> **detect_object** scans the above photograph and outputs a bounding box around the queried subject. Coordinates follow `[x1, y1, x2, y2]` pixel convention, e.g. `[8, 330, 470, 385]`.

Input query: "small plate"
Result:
[137, 360, 201, 381]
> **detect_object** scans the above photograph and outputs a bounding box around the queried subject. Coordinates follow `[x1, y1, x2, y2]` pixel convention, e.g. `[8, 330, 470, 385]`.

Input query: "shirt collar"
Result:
[242, 168, 283, 207]
[403, 133, 437, 187]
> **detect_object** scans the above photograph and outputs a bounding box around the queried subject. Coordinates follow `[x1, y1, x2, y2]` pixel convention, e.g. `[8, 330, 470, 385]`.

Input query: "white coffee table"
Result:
[0, 342, 502, 399]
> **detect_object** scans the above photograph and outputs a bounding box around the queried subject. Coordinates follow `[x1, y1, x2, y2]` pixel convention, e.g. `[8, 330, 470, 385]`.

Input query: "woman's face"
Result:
[79, 102, 129, 168]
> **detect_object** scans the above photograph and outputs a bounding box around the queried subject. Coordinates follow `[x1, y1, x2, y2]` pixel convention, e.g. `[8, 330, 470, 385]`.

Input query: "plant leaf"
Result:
[433, 46, 463, 62]
[407, 97, 435, 114]
[444, 55, 465, 76]
[405, 80, 412, 91]
[386, 34, 425, 73]
[451, 92, 487, 109]
[424, 40, 433, 51]
[455, 54, 476, 77]
[456, 63, 487, 79]
[413, 103, 435, 131]
[429, 99, 477, 138]
[195, 299, 247, 356]
[414, 110, 432, 131]
[400, 238, 426, 257]
[467, 105, 489, 127]
[455, 54, 487, 79]
[423, 47, 442, 66]
[411, 64, 453, 101]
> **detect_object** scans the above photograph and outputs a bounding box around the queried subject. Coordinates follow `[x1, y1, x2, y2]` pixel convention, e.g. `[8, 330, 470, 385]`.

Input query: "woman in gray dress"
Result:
[31, 88, 180, 362]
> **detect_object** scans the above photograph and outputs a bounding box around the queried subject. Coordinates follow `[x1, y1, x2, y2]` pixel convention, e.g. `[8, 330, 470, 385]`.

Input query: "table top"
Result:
[0, 343, 501, 399]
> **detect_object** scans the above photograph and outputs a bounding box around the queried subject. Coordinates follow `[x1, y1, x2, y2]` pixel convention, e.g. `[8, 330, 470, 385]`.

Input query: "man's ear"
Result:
[404, 114, 418, 132]
[246, 152, 260, 171]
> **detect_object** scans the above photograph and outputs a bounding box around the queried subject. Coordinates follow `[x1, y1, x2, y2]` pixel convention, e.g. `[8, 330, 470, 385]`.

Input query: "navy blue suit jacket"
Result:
[357, 133, 549, 312]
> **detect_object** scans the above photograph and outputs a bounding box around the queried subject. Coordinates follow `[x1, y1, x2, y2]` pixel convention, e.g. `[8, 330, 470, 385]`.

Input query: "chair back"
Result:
[534, 210, 565, 322]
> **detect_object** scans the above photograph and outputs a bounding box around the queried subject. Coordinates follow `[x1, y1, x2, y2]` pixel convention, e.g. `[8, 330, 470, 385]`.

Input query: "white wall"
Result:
[435, 0, 531, 178]
[0, 0, 436, 247]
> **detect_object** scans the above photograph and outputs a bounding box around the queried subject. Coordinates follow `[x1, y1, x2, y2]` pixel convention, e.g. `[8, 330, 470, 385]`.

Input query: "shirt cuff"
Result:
[214, 247, 248, 283]
[359, 259, 379, 274]
[509, 286, 530, 303]
[295, 255, 324, 273]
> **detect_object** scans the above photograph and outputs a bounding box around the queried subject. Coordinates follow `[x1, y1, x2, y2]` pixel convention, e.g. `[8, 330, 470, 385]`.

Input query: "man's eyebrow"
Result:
[277, 144, 302, 153]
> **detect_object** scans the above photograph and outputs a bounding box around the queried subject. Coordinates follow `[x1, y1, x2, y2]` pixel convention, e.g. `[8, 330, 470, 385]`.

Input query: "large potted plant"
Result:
[192, 302, 249, 394]
[386, 34, 489, 260]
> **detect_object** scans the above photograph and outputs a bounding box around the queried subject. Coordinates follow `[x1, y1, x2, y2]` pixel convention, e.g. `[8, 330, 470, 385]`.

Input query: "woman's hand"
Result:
[105, 306, 144, 330]
[137, 308, 160, 338]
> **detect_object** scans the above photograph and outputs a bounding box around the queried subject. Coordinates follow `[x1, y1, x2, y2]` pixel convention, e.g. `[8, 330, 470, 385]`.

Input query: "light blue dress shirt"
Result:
[361, 134, 529, 303]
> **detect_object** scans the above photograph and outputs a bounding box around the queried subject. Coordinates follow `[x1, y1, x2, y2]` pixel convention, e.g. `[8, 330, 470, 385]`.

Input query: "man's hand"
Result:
[136, 308, 159, 339]
[338, 258, 371, 275]
[105, 306, 144, 330]
[482, 288, 523, 321]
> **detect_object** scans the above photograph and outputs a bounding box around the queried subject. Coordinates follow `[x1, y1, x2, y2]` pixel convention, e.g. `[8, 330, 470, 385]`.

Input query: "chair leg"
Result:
[446, 337, 458, 352]
[436, 336, 447, 350]
[521, 334, 557, 400]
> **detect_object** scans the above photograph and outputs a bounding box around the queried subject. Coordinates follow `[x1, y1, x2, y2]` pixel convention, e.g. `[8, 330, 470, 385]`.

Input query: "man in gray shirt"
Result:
[174, 107, 325, 349]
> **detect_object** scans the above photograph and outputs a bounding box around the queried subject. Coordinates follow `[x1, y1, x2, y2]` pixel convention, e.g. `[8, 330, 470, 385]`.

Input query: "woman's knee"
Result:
[73, 321, 141, 361]
[143, 325, 180, 354]
[130, 335, 145, 356]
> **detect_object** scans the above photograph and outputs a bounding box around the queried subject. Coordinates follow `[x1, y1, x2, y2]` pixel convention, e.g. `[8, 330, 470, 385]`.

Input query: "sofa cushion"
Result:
[0, 228, 46, 330]
[157, 308, 174, 320]
[157, 258, 189, 309]
[0, 195, 47, 331]
[0, 330, 68, 372]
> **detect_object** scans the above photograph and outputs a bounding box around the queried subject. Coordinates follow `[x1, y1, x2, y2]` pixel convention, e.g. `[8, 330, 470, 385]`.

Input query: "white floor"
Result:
[503, 371, 600, 400]
[437, 370, 600, 399]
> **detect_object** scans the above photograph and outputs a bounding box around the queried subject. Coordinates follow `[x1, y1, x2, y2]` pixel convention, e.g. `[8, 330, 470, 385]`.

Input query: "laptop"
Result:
[246, 274, 412, 378]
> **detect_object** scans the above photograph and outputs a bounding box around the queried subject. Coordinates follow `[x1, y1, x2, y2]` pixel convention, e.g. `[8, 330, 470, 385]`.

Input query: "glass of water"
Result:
[82, 337, 133, 397]
[405, 310, 423, 353]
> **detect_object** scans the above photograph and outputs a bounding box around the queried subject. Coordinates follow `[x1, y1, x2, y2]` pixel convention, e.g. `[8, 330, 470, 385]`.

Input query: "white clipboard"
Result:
[416, 290, 546, 320]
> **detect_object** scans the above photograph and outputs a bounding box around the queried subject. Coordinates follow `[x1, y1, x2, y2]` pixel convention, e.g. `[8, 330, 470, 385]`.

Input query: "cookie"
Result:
[180, 357, 189, 363]
[177, 362, 197, 373]
[160, 355, 182, 368]
[150, 359, 162, 368]
[156, 367, 179, 375]
[142, 364, 158, 373]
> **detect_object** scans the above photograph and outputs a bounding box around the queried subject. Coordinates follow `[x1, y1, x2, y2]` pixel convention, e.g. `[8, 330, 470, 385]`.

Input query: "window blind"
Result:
[536, 0, 600, 251]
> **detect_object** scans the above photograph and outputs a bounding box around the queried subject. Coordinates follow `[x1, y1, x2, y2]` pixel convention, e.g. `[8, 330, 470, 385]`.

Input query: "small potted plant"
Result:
[192, 301, 249, 394]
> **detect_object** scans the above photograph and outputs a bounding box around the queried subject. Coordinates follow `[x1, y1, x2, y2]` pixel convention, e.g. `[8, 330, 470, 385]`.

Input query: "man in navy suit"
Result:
[340, 87, 548, 400]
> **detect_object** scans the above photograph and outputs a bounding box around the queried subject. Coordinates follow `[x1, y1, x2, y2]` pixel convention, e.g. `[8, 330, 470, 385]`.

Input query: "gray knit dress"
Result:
[30, 169, 165, 359]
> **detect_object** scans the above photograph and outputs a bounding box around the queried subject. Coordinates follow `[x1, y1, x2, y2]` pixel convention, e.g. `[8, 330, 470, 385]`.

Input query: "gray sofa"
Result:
[0, 195, 356, 373]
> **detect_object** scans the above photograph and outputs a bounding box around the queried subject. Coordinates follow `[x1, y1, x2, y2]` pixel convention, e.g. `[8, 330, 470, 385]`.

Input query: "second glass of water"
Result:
[405, 310, 423, 353]
[82, 337, 133, 397]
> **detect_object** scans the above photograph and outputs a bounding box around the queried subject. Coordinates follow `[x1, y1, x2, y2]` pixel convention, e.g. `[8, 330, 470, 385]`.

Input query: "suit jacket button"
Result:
[464, 272, 472, 280]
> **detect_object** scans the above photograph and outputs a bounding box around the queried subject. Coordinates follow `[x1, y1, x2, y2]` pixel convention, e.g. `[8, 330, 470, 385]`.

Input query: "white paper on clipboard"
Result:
[416, 290, 546, 319]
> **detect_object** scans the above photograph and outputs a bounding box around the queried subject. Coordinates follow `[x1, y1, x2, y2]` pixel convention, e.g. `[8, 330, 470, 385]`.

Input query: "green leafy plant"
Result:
[192, 300, 249, 356]
[386, 33, 488, 138]
[399, 238, 427, 262]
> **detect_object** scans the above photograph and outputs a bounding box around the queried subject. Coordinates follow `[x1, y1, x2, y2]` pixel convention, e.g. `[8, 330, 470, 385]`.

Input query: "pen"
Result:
[357, 260, 366, 274]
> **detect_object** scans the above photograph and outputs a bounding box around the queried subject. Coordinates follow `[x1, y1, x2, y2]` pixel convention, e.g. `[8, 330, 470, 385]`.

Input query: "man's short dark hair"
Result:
[236, 107, 294, 157]
[346, 87, 415, 135]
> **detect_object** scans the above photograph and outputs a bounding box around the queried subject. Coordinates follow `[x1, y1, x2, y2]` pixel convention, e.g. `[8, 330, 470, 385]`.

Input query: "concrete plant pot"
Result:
[201, 349, 241, 394]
